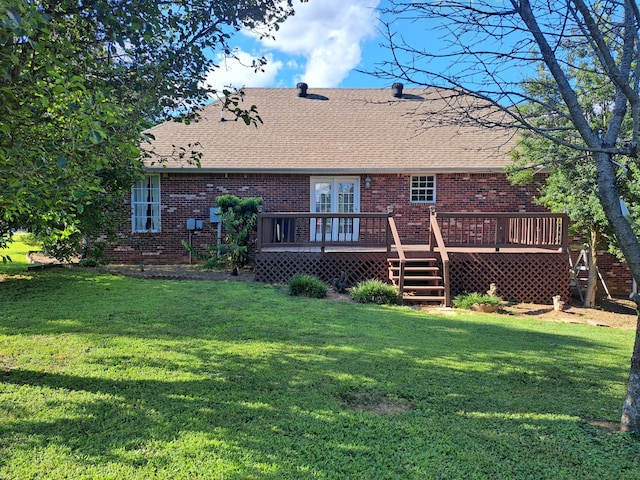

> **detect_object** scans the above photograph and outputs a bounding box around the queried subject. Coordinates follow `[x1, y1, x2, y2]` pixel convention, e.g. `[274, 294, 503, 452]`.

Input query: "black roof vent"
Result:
[297, 82, 308, 97]
[391, 82, 404, 98]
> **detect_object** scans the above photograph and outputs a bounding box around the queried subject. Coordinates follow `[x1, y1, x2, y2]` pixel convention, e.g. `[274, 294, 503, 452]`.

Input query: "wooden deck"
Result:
[255, 210, 570, 305]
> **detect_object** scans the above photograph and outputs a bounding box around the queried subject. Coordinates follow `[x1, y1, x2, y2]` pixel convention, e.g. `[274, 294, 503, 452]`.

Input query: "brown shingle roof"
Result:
[143, 87, 516, 173]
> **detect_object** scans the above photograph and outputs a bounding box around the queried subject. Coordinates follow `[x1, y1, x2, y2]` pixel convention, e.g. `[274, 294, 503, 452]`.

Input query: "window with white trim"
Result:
[410, 175, 436, 203]
[132, 175, 161, 232]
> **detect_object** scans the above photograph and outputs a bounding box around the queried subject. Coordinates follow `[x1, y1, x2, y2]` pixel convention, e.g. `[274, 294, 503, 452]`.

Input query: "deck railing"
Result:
[387, 216, 406, 293]
[257, 211, 569, 253]
[256, 212, 392, 252]
[428, 211, 451, 306]
[434, 212, 569, 252]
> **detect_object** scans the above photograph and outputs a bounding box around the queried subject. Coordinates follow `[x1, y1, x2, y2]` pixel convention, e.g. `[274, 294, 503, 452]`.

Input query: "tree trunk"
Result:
[593, 151, 640, 431]
[583, 230, 599, 308]
[621, 306, 640, 432]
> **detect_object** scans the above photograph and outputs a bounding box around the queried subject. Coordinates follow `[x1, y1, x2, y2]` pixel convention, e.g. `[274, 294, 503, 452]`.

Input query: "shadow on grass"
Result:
[1, 271, 639, 477]
[1, 326, 636, 478]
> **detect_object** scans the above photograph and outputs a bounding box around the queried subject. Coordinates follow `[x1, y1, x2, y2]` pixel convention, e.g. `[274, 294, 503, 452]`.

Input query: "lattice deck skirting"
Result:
[255, 251, 389, 286]
[255, 251, 570, 304]
[449, 252, 570, 304]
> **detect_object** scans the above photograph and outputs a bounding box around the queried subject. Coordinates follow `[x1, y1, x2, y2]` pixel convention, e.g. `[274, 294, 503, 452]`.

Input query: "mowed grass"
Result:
[1, 265, 640, 478]
[0, 232, 37, 273]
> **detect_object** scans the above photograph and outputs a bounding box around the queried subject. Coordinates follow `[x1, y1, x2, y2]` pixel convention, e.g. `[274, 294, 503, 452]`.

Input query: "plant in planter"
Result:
[453, 292, 503, 312]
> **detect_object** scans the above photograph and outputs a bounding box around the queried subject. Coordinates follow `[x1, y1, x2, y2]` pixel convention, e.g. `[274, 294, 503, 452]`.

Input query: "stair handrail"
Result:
[429, 209, 451, 306]
[388, 216, 406, 293]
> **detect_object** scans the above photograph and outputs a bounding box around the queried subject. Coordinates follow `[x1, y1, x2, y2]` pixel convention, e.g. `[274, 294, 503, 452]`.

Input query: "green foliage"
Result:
[0, 270, 637, 478]
[350, 279, 399, 305]
[507, 53, 639, 256]
[85, 241, 109, 265]
[216, 195, 263, 270]
[506, 47, 640, 307]
[288, 274, 328, 298]
[182, 195, 263, 272]
[0, 0, 301, 259]
[0, 232, 35, 270]
[78, 258, 99, 268]
[200, 255, 228, 271]
[17, 232, 41, 247]
[181, 240, 228, 270]
[453, 292, 503, 310]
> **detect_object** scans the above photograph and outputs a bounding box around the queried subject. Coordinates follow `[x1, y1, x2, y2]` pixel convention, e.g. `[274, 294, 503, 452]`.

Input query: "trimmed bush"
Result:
[288, 274, 328, 298]
[350, 279, 399, 305]
[78, 258, 100, 267]
[453, 292, 502, 310]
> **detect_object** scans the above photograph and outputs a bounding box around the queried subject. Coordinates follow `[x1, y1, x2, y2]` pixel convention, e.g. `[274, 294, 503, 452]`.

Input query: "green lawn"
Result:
[0, 232, 38, 273]
[1, 262, 639, 478]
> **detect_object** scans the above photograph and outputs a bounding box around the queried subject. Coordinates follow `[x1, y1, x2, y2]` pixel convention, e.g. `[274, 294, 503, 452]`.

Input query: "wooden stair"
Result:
[388, 257, 446, 304]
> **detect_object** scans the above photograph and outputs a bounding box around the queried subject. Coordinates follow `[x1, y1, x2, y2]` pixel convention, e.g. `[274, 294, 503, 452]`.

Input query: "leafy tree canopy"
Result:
[507, 41, 640, 306]
[508, 53, 639, 254]
[0, 0, 303, 257]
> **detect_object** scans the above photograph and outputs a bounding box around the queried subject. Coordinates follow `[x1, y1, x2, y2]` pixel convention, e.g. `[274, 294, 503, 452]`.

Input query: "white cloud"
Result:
[202, 50, 284, 91]
[258, 0, 381, 87]
[203, 0, 381, 89]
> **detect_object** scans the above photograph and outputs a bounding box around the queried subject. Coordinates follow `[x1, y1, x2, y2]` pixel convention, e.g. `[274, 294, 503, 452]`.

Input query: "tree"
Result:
[374, 1, 640, 431]
[0, 0, 303, 259]
[216, 195, 263, 275]
[508, 59, 639, 308]
[510, 150, 610, 308]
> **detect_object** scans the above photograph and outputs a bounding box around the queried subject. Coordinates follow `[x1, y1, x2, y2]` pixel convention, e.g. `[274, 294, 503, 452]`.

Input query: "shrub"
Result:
[182, 241, 229, 270]
[78, 258, 100, 267]
[453, 292, 502, 310]
[85, 241, 109, 265]
[19, 232, 41, 247]
[201, 255, 228, 270]
[350, 279, 399, 305]
[216, 195, 263, 273]
[288, 274, 328, 298]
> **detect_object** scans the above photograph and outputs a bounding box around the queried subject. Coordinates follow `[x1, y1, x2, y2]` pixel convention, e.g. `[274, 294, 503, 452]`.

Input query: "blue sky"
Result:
[204, 0, 395, 90]
[203, 1, 542, 96]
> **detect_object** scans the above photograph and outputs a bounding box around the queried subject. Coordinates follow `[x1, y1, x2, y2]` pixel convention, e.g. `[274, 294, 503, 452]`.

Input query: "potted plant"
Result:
[453, 292, 502, 313]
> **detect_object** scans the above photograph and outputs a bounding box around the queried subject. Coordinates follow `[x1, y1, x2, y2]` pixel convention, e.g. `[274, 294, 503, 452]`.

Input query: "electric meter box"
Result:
[210, 208, 221, 224]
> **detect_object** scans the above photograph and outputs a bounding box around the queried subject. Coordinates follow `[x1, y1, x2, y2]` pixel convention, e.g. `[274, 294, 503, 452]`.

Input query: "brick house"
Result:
[106, 84, 631, 303]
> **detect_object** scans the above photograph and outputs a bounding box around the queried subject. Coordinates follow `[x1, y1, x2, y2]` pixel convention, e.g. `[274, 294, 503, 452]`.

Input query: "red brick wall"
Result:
[596, 251, 634, 297]
[105, 171, 546, 264]
[107, 173, 311, 263]
[364, 173, 546, 244]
